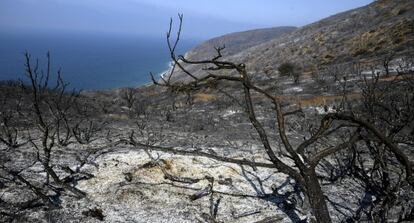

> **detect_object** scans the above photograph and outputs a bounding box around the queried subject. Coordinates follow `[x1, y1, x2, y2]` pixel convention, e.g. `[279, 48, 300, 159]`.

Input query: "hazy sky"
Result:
[1, 0, 373, 39]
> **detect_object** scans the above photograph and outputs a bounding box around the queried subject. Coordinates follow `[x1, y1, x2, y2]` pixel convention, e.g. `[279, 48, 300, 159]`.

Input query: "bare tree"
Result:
[119, 87, 137, 110]
[382, 52, 394, 76]
[397, 53, 414, 74]
[349, 68, 414, 220]
[139, 15, 413, 222]
[21, 52, 86, 198]
[0, 53, 105, 218]
[0, 93, 27, 149]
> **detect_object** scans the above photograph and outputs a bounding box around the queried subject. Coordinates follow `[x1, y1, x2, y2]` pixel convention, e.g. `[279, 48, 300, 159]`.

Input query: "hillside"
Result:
[185, 26, 297, 60]
[1, 1, 414, 222]
[171, 0, 414, 81]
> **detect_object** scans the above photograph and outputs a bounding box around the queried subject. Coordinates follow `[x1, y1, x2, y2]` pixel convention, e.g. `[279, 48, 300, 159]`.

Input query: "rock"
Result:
[82, 208, 105, 221]
[123, 172, 133, 182]
[218, 177, 233, 186]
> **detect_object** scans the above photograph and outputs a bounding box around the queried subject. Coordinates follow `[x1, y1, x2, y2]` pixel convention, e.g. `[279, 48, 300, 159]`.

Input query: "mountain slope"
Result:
[172, 0, 414, 81]
[185, 26, 297, 60]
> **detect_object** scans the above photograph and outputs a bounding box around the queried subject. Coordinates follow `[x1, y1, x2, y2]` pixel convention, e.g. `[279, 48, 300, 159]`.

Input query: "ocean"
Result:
[0, 32, 199, 90]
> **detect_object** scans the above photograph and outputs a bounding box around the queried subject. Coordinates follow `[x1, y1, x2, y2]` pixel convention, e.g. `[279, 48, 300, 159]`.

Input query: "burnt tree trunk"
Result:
[304, 169, 331, 223]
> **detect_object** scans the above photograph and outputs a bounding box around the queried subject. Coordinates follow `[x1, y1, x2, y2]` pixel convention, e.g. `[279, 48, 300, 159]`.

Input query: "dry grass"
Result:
[277, 92, 362, 107]
[193, 93, 217, 103]
[378, 73, 414, 82]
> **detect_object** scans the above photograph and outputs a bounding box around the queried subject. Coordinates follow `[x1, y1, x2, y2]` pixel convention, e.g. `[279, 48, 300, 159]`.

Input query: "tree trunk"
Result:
[304, 169, 332, 223]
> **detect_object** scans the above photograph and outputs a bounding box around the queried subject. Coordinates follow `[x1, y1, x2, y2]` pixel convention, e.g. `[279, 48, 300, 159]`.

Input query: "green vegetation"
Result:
[278, 62, 300, 83]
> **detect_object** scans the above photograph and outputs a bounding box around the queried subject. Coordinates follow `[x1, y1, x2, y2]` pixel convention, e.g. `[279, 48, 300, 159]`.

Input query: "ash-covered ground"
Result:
[1, 62, 414, 222]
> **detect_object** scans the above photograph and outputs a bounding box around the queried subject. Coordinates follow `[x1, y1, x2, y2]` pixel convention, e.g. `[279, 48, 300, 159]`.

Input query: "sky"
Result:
[0, 0, 373, 40]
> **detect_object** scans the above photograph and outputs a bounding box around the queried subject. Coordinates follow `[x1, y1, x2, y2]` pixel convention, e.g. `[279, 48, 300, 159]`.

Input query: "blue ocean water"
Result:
[0, 32, 199, 90]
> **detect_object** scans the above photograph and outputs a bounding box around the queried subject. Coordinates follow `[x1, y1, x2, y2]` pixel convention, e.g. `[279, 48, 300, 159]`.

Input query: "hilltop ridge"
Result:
[185, 26, 296, 60]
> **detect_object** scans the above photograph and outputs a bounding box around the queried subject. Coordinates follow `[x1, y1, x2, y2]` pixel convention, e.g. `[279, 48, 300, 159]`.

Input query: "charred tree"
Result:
[140, 15, 414, 223]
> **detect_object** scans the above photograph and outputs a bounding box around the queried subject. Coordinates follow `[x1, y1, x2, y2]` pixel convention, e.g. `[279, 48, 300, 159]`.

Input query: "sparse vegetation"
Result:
[0, 52, 107, 218]
[278, 62, 300, 84]
[119, 87, 137, 110]
[1, 0, 413, 222]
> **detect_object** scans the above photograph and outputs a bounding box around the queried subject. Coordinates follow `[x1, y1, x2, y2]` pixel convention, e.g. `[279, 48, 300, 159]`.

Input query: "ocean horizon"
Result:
[0, 32, 200, 90]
